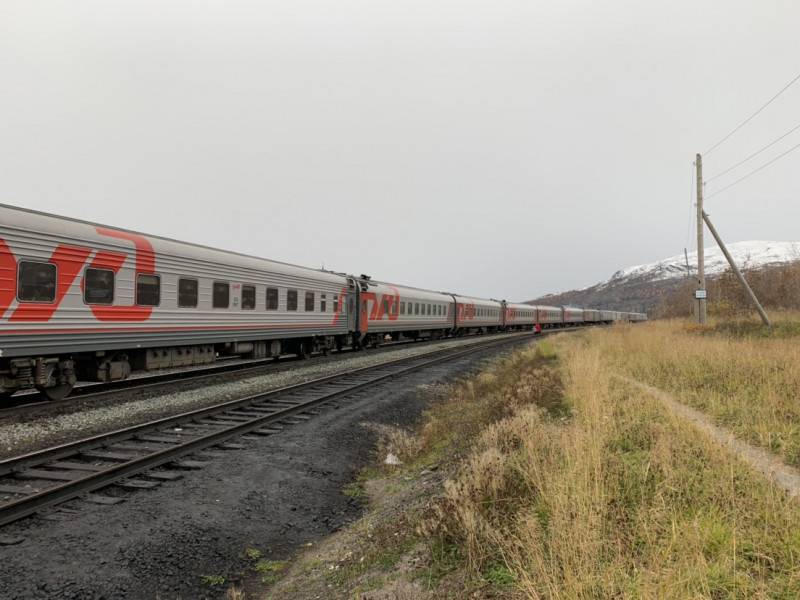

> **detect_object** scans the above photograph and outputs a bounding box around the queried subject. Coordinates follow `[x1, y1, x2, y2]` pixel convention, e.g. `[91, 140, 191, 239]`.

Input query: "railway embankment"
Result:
[249, 321, 800, 598]
[0, 333, 520, 460]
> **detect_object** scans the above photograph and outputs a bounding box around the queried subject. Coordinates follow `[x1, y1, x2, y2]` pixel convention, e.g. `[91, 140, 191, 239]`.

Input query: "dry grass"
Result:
[225, 586, 245, 600]
[595, 316, 800, 466]
[418, 329, 800, 598]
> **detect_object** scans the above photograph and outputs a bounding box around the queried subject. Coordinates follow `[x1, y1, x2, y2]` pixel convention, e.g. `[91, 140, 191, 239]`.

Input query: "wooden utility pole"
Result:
[696, 154, 707, 324]
[702, 211, 771, 328]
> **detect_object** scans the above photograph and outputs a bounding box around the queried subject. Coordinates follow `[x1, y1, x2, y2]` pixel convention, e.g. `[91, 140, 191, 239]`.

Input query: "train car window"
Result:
[213, 281, 230, 308]
[136, 274, 160, 306]
[84, 268, 114, 305]
[287, 289, 298, 311]
[321, 294, 327, 312]
[241, 285, 256, 310]
[178, 278, 198, 308]
[266, 287, 279, 310]
[426, 304, 430, 315]
[305, 291, 315, 311]
[400, 301, 405, 315]
[333, 294, 339, 312]
[414, 303, 419, 315]
[17, 261, 56, 303]
[382, 298, 389, 316]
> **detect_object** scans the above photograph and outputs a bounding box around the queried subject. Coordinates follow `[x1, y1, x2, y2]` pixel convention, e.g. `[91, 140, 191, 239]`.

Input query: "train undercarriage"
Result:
[0, 334, 353, 401]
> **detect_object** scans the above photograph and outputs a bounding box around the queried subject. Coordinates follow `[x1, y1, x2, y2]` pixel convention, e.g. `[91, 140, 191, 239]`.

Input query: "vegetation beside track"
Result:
[599, 314, 800, 466]
[240, 324, 800, 598]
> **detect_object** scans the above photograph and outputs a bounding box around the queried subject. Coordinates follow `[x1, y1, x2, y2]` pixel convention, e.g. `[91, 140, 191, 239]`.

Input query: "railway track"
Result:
[0, 333, 495, 418]
[0, 331, 537, 530]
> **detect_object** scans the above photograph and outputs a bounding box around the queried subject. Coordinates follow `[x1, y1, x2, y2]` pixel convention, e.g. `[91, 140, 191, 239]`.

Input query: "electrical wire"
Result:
[705, 121, 800, 182]
[704, 71, 800, 155]
[706, 139, 800, 199]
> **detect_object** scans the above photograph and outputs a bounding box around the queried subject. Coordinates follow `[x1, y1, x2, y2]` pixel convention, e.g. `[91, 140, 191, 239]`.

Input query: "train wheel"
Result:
[37, 383, 74, 401]
[297, 342, 311, 360]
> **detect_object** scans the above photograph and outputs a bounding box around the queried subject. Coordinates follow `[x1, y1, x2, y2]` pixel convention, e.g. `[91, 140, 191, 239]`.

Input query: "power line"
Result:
[704, 71, 800, 155]
[706, 121, 800, 182]
[706, 139, 800, 199]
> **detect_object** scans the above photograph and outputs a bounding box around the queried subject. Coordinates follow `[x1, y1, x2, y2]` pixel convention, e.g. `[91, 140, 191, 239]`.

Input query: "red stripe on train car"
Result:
[90, 228, 156, 323]
[0, 239, 15, 319]
[9, 245, 92, 322]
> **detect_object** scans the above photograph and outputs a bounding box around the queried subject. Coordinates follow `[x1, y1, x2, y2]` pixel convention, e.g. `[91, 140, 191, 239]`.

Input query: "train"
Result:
[0, 204, 646, 401]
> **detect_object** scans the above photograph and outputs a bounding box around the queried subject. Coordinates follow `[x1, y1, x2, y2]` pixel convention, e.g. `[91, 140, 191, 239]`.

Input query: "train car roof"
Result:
[505, 302, 538, 310]
[364, 280, 455, 303]
[0, 202, 350, 283]
[449, 294, 503, 306]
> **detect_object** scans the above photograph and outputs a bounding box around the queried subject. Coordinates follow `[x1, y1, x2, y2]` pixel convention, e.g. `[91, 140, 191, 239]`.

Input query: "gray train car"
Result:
[0, 204, 352, 399]
[503, 302, 538, 331]
[583, 309, 601, 323]
[562, 306, 584, 326]
[535, 305, 563, 329]
[599, 310, 616, 323]
[452, 295, 503, 334]
[354, 279, 454, 345]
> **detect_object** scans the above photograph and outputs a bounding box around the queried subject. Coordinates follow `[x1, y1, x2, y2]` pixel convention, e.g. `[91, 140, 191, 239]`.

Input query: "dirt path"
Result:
[619, 376, 800, 499]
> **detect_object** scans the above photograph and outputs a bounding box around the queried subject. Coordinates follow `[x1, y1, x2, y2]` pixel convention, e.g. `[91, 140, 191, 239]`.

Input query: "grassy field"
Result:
[416, 328, 800, 597]
[245, 320, 800, 598]
[597, 314, 800, 466]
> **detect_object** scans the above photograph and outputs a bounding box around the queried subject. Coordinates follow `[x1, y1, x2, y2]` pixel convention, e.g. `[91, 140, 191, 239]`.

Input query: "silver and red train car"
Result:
[0, 204, 646, 400]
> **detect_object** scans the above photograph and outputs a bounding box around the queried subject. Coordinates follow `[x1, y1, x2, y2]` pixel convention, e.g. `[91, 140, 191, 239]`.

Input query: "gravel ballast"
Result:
[0, 340, 533, 600]
[0, 333, 532, 458]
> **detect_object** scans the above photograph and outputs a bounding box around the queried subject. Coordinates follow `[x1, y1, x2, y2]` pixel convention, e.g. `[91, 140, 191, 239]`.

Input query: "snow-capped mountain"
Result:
[602, 241, 800, 287]
[528, 241, 800, 313]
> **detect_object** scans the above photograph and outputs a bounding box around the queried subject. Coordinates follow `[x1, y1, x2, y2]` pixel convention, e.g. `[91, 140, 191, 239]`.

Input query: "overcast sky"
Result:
[2, 1, 799, 300]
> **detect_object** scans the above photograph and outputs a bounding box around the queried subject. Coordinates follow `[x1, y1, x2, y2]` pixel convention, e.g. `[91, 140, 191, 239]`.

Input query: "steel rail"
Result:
[0, 332, 537, 528]
[0, 331, 519, 416]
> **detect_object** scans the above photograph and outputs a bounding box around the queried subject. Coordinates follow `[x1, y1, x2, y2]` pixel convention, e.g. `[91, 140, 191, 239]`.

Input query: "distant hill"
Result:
[527, 241, 800, 314]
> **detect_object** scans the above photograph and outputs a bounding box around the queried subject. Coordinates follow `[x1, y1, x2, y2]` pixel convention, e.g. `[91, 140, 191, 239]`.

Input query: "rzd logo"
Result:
[0, 228, 155, 323]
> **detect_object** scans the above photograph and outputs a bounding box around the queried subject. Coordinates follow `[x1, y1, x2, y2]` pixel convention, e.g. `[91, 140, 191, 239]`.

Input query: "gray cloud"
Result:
[2, 0, 799, 301]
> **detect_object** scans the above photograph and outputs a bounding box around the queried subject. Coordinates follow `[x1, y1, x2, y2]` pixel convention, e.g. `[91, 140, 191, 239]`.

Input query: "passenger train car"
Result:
[0, 204, 646, 401]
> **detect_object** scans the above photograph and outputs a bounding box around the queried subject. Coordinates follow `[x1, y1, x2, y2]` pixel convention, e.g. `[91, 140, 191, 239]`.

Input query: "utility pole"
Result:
[702, 211, 771, 328]
[696, 153, 707, 324]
